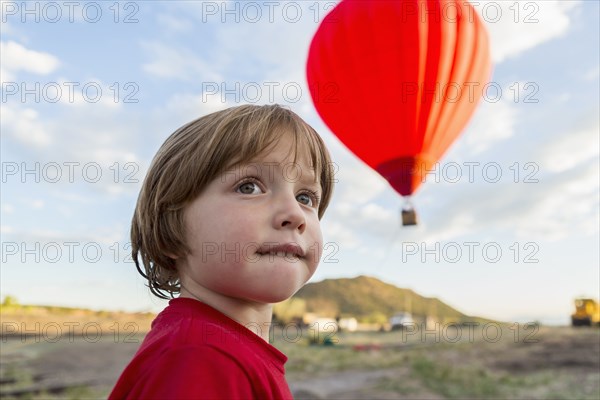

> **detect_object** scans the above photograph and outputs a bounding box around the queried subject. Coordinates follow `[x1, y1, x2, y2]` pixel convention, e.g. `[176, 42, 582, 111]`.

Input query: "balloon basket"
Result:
[402, 209, 418, 226]
[401, 197, 418, 226]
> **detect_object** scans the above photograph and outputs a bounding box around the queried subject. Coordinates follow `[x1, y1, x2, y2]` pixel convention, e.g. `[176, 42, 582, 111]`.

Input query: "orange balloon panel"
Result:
[307, 0, 491, 196]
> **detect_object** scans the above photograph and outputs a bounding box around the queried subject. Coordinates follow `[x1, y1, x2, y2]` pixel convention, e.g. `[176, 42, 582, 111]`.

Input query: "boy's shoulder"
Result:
[140, 298, 286, 367]
[148, 298, 262, 346]
[109, 298, 292, 399]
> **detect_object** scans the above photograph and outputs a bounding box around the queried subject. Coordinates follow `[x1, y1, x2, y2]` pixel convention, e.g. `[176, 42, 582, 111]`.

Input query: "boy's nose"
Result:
[274, 194, 306, 233]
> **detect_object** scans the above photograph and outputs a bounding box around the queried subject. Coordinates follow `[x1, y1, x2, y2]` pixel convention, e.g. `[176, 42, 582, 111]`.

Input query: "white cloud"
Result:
[88, 148, 138, 167]
[156, 14, 194, 34]
[583, 66, 600, 81]
[332, 159, 389, 205]
[463, 98, 518, 154]
[50, 191, 94, 204]
[474, 1, 579, 63]
[10, 199, 45, 211]
[30, 199, 44, 209]
[322, 219, 361, 249]
[163, 92, 234, 124]
[540, 124, 600, 173]
[362, 203, 395, 224]
[530, 113, 598, 208]
[418, 154, 599, 243]
[414, 213, 478, 244]
[1, 105, 53, 147]
[1, 203, 15, 214]
[556, 93, 571, 103]
[6, 224, 127, 247]
[0, 41, 60, 81]
[141, 41, 223, 82]
[1, 98, 147, 197]
[331, 115, 598, 247]
[144, 2, 319, 109]
[323, 198, 399, 254]
[513, 162, 599, 240]
[52, 78, 123, 109]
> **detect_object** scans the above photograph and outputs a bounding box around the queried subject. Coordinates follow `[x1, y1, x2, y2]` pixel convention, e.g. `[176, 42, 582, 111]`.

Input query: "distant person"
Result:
[109, 104, 335, 399]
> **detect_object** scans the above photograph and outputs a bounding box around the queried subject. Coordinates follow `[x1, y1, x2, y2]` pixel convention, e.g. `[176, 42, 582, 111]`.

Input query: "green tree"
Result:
[2, 295, 18, 307]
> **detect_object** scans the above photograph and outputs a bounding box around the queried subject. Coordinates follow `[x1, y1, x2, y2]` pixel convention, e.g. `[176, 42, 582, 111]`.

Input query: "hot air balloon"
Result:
[307, 0, 492, 225]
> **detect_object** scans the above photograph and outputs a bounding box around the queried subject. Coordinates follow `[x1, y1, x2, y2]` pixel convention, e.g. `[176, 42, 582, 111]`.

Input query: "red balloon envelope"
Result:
[307, 0, 492, 198]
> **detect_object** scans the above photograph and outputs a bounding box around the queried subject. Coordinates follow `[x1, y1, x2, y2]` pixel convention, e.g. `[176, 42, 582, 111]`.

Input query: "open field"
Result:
[1, 309, 599, 399]
[280, 325, 600, 399]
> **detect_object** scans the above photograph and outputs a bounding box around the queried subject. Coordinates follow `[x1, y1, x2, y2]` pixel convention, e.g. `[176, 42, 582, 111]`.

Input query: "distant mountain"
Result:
[293, 275, 491, 324]
[0, 297, 156, 335]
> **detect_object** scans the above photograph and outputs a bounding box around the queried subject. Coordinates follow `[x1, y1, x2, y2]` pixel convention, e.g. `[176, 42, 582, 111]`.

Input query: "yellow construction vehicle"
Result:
[571, 298, 600, 326]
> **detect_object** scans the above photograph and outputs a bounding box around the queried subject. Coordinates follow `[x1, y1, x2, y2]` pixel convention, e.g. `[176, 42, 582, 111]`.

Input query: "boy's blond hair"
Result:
[131, 104, 335, 299]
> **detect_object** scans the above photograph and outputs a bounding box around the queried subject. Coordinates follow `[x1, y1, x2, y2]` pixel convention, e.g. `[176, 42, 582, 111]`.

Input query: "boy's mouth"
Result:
[256, 243, 305, 259]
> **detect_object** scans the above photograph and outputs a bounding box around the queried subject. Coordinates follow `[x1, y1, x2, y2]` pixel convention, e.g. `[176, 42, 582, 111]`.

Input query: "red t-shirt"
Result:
[109, 298, 293, 400]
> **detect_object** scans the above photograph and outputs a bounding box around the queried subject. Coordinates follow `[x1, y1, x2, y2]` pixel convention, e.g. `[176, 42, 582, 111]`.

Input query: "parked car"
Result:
[390, 312, 414, 330]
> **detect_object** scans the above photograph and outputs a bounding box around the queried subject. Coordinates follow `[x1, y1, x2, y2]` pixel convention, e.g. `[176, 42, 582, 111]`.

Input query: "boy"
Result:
[109, 104, 335, 399]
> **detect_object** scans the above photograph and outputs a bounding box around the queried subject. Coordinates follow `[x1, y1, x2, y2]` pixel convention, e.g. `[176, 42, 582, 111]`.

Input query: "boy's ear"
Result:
[166, 252, 179, 260]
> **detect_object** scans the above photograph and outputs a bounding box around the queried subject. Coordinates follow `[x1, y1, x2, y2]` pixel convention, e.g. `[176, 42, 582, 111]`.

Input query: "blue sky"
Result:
[1, 1, 598, 325]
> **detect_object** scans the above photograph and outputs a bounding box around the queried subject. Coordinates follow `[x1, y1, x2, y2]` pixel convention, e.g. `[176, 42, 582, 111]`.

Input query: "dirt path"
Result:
[1, 336, 141, 397]
[290, 368, 444, 399]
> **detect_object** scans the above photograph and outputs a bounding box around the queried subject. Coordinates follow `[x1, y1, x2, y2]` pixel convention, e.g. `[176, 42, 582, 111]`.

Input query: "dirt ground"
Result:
[282, 325, 600, 399]
[1, 325, 598, 399]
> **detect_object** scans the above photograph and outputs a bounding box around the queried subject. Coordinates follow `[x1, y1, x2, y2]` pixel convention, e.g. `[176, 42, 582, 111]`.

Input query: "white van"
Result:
[390, 312, 414, 330]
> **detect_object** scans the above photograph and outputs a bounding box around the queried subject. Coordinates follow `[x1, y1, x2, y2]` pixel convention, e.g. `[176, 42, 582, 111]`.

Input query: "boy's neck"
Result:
[179, 287, 273, 342]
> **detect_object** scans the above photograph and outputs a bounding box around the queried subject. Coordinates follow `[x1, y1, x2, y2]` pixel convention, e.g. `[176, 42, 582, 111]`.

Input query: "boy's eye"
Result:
[297, 191, 320, 207]
[237, 181, 263, 195]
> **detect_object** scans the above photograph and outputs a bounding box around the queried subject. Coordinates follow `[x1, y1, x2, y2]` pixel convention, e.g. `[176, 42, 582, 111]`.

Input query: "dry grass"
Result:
[274, 326, 600, 399]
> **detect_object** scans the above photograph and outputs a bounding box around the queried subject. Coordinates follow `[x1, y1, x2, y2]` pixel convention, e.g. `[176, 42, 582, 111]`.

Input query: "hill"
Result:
[0, 296, 155, 335]
[290, 275, 490, 324]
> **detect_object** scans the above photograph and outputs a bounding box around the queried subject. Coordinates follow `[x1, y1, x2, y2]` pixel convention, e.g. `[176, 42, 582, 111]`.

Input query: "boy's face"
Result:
[177, 132, 324, 304]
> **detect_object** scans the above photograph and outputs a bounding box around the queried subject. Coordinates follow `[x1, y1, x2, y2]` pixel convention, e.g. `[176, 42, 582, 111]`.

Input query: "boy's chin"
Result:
[248, 286, 304, 305]
[227, 272, 313, 305]
[252, 292, 297, 305]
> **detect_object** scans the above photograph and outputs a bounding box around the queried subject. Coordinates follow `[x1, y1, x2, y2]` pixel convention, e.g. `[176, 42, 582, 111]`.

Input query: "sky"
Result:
[1, 0, 598, 325]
